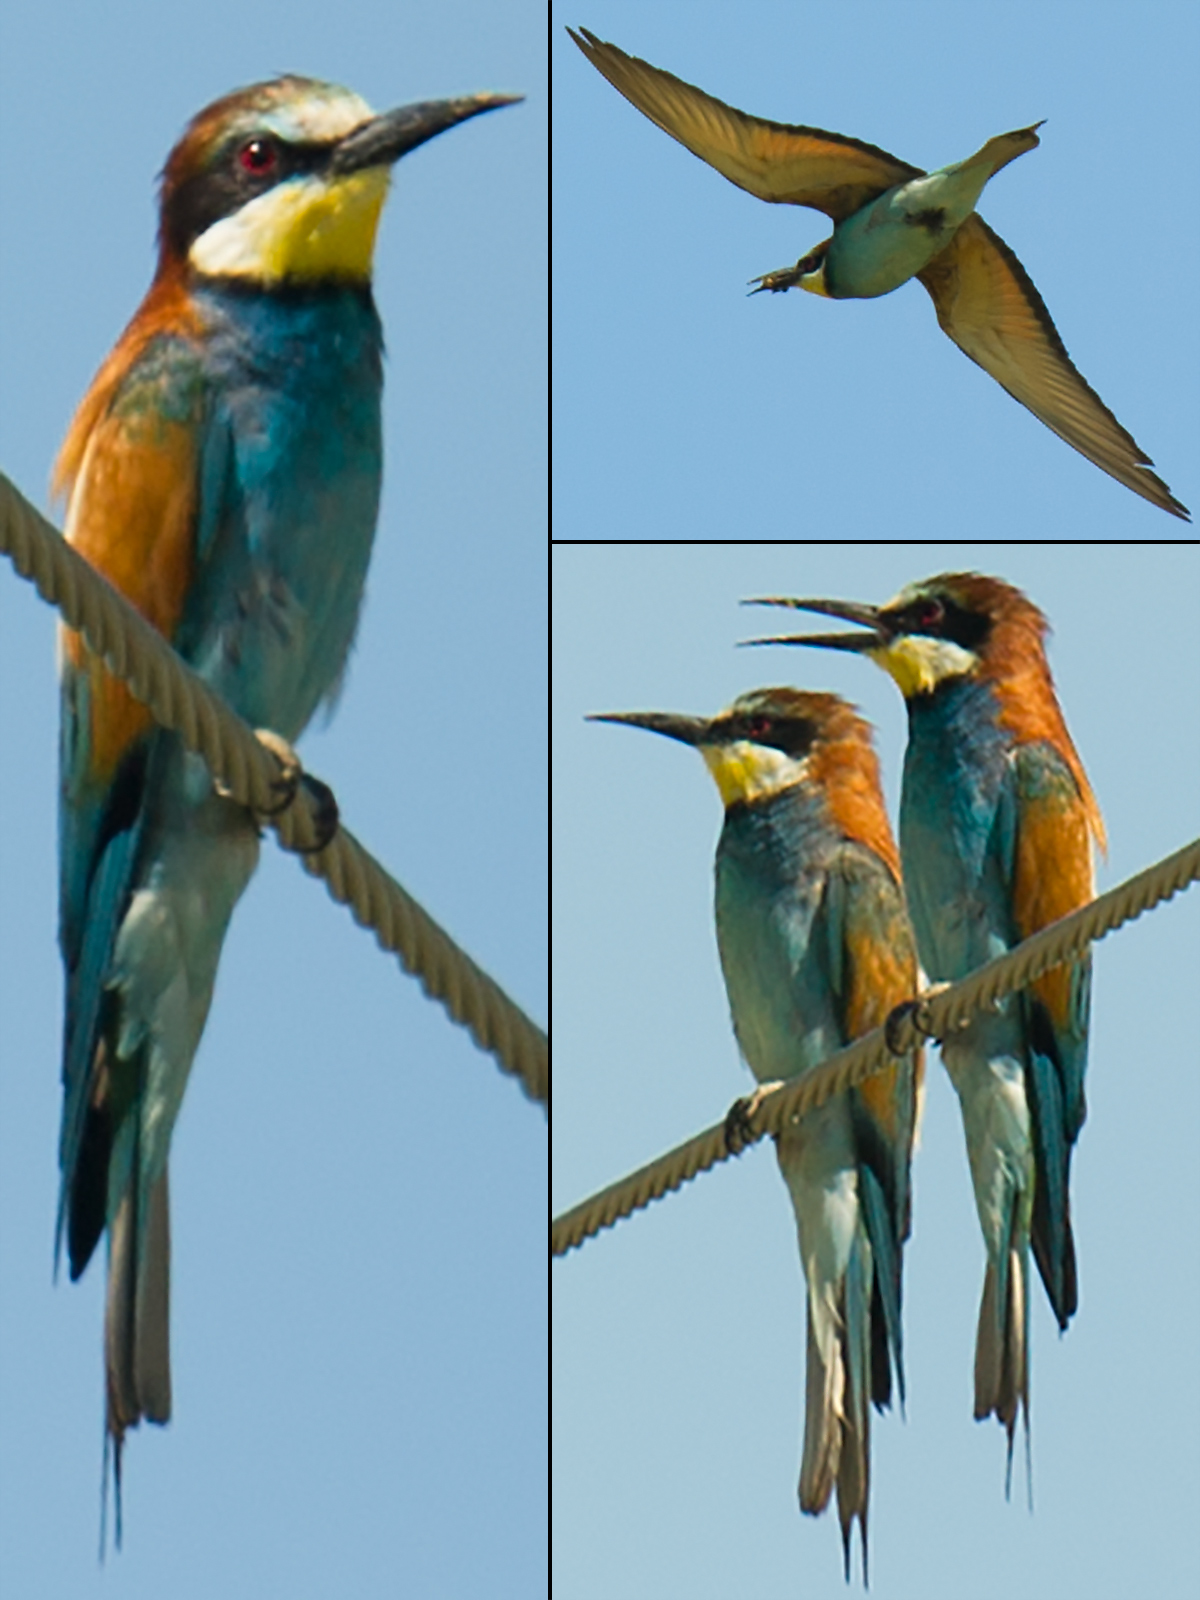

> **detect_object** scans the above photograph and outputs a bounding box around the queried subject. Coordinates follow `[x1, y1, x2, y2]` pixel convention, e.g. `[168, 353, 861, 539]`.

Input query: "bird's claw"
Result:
[884, 1000, 921, 1055]
[217, 728, 340, 853]
[248, 728, 304, 816]
[723, 1081, 783, 1155]
[748, 263, 804, 295]
[884, 983, 954, 1052]
[724, 1096, 756, 1155]
[294, 771, 340, 853]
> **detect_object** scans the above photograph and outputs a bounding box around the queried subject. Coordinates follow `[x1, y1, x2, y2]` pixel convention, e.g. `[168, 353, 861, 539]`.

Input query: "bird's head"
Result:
[794, 240, 833, 297]
[156, 74, 521, 286]
[750, 239, 832, 297]
[589, 687, 874, 809]
[742, 572, 1050, 700]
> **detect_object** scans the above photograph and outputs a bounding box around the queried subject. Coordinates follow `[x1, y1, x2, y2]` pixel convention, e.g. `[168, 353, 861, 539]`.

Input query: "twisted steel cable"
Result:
[1, 471, 547, 1108]
[553, 837, 1200, 1255]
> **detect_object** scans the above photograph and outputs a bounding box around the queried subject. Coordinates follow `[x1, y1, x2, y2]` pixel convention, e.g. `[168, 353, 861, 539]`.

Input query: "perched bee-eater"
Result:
[52, 73, 520, 1520]
[569, 28, 1187, 520]
[747, 575, 1104, 1475]
[591, 689, 922, 1581]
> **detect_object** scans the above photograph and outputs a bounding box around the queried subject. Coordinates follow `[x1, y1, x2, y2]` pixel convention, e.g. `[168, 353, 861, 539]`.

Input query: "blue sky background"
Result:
[0, 2, 545, 1595]
[553, 542, 1199, 1600]
[555, 1, 1198, 537]
[553, 3, 1199, 1595]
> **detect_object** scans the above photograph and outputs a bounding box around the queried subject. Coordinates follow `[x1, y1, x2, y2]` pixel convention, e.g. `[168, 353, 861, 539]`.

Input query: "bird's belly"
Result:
[716, 879, 841, 1085]
[826, 182, 961, 298]
[900, 812, 1008, 982]
[941, 1021, 1032, 1254]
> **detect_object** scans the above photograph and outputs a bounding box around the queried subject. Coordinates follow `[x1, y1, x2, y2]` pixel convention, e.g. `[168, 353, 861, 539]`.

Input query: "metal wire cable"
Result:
[1, 470, 547, 1108]
[553, 837, 1200, 1255]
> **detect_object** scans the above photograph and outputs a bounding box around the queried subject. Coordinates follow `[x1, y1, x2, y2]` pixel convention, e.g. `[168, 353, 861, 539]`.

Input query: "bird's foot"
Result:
[245, 728, 303, 815]
[291, 771, 340, 853]
[723, 1080, 784, 1155]
[748, 263, 804, 295]
[218, 728, 340, 853]
[884, 982, 954, 1052]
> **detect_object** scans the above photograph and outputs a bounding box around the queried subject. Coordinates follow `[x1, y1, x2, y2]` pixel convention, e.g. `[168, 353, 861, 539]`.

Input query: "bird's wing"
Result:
[1007, 741, 1097, 1144]
[56, 332, 208, 1278]
[838, 856, 921, 1188]
[569, 28, 919, 219]
[1004, 740, 1099, 1325]
[918, 214, 1189, 518]
[824, 843, 922, 1404]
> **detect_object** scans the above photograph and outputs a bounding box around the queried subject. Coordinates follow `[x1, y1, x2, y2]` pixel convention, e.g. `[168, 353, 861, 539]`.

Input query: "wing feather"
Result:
[918, 215, 1188, 518]
[56, 335, 205, 1274]
[570, 28, 919, 218]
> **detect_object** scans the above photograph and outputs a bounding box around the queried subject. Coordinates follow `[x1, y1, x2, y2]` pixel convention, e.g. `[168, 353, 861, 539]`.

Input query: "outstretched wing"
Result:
[570, 28, 919, 219]
[918, 213, 1188, 519]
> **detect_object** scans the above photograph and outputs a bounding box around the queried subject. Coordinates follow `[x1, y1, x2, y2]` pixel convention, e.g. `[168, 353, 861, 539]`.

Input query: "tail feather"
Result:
[963, 124, 1043, 181]
[1025, 1006, 1079, 1328]
[974, 1238, 1029, 1486]
[105, 1164, 172, 1547]
[800, 1249, 873, 1584]
[134, 1167, 172, 1422]
[857, 1160, 902, 1409]
[800, 1306, 841, 1517]
[837, 1415, 869, 1587]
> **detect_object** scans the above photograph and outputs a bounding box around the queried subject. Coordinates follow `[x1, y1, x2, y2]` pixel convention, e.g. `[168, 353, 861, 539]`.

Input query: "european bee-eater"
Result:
[591, 689, 922, 1581]
[53, 73, 519, 1523]
[747, 575, 1104, 1476]
[569, 28, 1187, 520]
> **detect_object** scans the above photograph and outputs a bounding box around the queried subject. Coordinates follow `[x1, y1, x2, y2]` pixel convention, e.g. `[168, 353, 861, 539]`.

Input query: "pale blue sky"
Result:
[553, 2, 1199, 1594]
[0, 2, 545, 1594]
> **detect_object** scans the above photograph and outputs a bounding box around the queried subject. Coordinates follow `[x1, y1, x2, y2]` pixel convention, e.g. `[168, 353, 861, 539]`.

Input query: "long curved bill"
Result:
[586, 710, 711, 746]
[330, 91, 523, 176]
[739, 595, 885, 651]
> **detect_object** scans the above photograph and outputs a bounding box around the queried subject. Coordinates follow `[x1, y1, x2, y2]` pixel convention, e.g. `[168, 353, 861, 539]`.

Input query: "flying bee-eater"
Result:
[746, 575, 1104, 1478]
[591, 689, 922, 1582]
[52, 72, 520, 1527]
[568, 27, 1188, 519]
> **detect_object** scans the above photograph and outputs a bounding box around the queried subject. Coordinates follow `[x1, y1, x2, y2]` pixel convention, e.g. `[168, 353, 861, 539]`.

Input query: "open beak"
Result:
[738, 595, 886, 653]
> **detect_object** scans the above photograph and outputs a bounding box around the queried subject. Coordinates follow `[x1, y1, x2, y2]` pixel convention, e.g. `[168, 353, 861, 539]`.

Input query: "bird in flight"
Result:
[569, 27, 1187, 519]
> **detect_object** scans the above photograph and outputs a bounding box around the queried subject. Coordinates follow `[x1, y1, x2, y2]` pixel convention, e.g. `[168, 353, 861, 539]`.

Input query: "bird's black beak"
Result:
[330, 91, 522, 176]
[738, 596, 887, 653]
[587, 710, 711, 747]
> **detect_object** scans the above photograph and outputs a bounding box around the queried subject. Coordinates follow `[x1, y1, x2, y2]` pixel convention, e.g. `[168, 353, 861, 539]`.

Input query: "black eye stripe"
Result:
[886, 595, 991, 652]
[162, 135, 336, 256]
[725, 714, 818, 759]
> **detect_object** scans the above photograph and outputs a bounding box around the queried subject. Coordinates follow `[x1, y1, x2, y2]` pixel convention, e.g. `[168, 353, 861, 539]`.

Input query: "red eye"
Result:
[748, 717, 773, 739]
[915, 599, 944, 627]
[238, 137, 277, 174]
